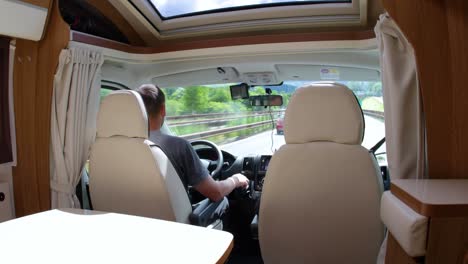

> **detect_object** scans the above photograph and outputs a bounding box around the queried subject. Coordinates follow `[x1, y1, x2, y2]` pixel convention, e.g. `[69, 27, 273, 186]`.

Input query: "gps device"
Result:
[230, 83, 250, 100]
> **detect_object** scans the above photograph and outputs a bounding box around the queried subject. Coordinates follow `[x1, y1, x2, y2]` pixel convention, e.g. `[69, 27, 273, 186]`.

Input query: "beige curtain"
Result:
[374, 13, 427, 263]
[50, 48, 104, 208]
[375, 14, 426, 180]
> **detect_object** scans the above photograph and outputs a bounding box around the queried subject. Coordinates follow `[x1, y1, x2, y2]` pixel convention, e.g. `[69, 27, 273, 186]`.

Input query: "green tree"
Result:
[370, 82, 383, 97]
[171, 87, 186, 100]
[250, 86, 266, 96]
[207, 102, 231, 113]
[165, 99, 184, 116]
[100, 88, 113, 102]
[209, 88, 230, 102]
[183, 86, 209, 114]
[162, 87, 185, 100]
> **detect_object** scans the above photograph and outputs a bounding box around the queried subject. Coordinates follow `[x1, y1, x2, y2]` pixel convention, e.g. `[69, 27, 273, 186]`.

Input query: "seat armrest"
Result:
[190, 197, 229, 227]
[381, 191, 428, 257]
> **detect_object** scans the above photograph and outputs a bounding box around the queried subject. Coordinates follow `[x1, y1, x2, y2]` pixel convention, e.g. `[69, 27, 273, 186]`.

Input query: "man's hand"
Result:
[232, 173, 249, 189]
[194, 173, 250, 202]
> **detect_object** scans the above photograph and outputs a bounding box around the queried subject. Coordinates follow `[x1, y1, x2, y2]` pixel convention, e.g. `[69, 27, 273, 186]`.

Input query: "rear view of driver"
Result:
[137, 84, 249, 202]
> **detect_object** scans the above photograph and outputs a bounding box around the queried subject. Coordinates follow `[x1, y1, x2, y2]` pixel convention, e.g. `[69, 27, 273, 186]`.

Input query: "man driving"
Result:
[137, 84, 249, 202]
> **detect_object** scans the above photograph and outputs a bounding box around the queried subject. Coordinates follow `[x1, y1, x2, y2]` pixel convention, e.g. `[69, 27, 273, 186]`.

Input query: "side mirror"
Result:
[250, 95, 283, 107]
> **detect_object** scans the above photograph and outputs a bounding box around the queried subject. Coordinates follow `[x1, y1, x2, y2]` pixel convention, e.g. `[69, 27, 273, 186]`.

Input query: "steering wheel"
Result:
[190, 140, 224, 179]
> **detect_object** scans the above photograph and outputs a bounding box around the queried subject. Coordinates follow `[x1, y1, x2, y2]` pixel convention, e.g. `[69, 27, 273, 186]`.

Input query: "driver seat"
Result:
[89, 91, 227, 226]
[259, 83, 384, 263]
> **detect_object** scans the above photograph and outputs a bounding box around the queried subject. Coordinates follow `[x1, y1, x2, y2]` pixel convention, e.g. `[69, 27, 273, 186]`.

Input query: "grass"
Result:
[362, 97, 384, 112]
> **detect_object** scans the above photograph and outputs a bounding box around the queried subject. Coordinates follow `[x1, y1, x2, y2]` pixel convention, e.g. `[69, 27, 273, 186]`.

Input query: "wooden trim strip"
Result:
[217, 238, 234, 264]
[390, 183, 468, 218]
[39, 0, 54, 41]
[386, 233, 424, 264]
[12, 0, 69, 217]
[71, 30, 375, 54]
[71, 32, 154, 53]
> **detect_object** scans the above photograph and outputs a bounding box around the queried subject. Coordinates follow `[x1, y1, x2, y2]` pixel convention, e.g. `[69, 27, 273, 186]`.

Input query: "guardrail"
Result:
[180, 120, 274, 140]
[173, 109, 383, 141]
[363, 110, 385, 119]
[166, 110, 285, 121]
[168, 111, 283, 127]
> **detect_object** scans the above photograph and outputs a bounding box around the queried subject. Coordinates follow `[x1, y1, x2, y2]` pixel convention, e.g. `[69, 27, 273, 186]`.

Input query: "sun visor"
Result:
[277, 65, 380, 82]
[151, 67, 240, 87]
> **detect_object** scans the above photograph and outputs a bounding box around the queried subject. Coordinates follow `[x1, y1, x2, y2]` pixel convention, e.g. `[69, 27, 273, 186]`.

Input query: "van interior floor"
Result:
[224, 198, 263, 264]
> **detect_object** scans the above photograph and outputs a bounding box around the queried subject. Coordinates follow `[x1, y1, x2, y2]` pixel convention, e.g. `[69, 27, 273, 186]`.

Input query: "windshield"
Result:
[162, 81, 385, 158]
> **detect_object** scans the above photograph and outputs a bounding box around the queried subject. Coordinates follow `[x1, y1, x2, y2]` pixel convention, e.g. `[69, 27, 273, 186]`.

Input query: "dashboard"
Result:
[194, 147, 271, 194]
[242, 155, 272, 192]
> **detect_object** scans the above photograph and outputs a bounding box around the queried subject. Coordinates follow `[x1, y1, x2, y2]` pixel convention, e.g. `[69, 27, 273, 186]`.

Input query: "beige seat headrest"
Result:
[284, 82, 364, 145]
[97, 90, 148, 139]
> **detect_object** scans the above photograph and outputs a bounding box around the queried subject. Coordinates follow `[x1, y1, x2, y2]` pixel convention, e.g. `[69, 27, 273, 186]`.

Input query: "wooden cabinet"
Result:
[386, 180, 468, 264]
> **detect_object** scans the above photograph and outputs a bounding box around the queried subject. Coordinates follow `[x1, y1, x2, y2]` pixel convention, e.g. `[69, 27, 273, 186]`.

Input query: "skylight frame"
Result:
[148, 0, 352, 21]
[126, 0, 366, 39]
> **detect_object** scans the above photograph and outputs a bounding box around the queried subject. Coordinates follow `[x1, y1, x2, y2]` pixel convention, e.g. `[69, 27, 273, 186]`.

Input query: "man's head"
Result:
[136, 84, 166, 131]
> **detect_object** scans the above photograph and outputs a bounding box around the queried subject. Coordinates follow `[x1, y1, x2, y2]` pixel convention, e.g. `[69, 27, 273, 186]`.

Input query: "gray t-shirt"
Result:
[149, 130, 209, 189]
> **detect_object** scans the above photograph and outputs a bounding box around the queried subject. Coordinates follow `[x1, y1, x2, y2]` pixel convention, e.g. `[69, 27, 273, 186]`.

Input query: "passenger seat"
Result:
[259, 82, 384, 263]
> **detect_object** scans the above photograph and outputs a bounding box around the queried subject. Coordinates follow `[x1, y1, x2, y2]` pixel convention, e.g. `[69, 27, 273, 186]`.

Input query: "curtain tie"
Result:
[50, 181, 75, 195]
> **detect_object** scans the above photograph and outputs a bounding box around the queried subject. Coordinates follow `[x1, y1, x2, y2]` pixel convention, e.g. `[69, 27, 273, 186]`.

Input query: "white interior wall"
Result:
[0, 164, 15, 221]
[101, 61, 141, 89]
[0, 0, 48, 41]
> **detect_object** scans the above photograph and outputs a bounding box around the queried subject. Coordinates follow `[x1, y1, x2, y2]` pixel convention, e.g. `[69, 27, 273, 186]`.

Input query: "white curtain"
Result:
[50, 48, 104, 209]
[375, 14, 426, 181]
[374, 14, 426, 264]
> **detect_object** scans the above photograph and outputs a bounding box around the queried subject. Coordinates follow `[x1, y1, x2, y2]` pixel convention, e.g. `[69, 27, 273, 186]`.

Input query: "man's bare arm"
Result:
[194, 174, 249, 202]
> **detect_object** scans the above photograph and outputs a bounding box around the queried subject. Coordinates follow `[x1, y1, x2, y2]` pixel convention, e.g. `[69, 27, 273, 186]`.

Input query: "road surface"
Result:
[221, 115, 385, 157]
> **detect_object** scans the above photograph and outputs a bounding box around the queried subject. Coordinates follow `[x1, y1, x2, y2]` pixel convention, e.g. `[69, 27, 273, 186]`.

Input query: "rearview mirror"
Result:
[230, 83, 250, 100]
[250, 95, 283, 107]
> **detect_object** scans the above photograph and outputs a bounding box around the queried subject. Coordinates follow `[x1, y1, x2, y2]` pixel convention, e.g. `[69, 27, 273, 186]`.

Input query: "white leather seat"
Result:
[259, 82, 384, 264]
[89, 90, 192, 223]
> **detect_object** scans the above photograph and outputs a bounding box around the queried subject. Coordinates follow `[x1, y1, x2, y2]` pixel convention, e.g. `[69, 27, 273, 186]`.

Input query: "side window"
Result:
[100, 87, 114, 101]
[374, 142, 387, 165]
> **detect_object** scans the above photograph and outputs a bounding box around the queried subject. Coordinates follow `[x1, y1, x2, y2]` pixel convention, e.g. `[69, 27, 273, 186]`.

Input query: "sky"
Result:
[150, 0, 322, 17]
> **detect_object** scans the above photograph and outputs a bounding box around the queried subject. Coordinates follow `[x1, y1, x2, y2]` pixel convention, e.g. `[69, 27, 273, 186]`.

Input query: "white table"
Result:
[0, 209, 233, 264]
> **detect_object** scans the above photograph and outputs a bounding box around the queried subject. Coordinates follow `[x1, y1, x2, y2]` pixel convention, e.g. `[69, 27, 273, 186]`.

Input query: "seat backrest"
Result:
[89, 91, 192, 223]
[259, 83, 384, 264]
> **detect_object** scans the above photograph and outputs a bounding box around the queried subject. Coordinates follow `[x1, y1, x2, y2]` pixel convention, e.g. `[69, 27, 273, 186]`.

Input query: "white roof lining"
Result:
[101, 52, 379, 88]
[69, 38, 377, 64]
[70, 38, 378, 88]
[148, 64, 380, 88]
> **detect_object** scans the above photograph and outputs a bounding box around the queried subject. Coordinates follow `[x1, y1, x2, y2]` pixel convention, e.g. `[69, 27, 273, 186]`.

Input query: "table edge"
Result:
[217, 237, 234, 264]
[390, 182, 468, 218]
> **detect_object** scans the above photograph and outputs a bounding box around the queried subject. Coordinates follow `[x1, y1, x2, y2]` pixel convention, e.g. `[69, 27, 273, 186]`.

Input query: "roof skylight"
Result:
[149, 0, 350, 19]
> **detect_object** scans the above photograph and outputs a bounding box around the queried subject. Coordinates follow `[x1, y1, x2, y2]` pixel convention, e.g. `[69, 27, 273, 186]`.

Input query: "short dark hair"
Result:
[136, 84, 165, 117]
